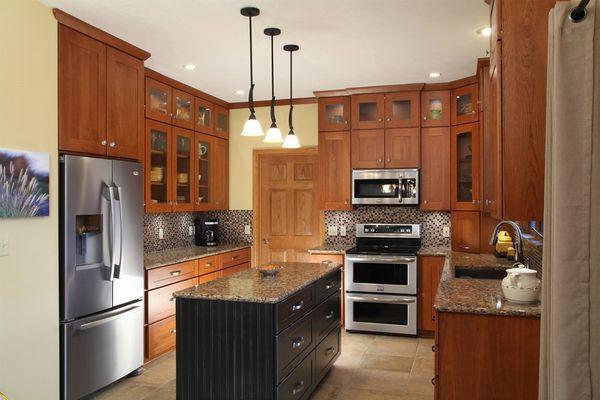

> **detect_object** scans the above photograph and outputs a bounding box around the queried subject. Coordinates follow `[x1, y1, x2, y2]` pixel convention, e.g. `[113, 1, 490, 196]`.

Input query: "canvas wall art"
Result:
[0, 148, 50, 217]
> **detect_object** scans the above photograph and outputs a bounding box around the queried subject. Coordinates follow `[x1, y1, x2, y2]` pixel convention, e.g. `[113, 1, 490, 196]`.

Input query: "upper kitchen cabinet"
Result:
[195, 133, 213, 210]
[384, 92, 420, 128]
[351, 129, 385, 169]
[421, 127, 450, 211]
[319, 131, 352, 210]
[213, 137, 229, 210]
[451, 84, 478, 125]
[214, 105, 229, 139]
[172, 127, 195, 212]
[146, 78, 173, 124]
[384, 128, 420, 168]
[172, 89, 194, 129]
[58, 25, 146, 161]
[194, 97, 214, 135]
[421, 90, 451, 127]
[451, 122, 480, 211]
[351, 94, 384, 130]
[318, 96, 351, 131]
[145, 119, 173, 213]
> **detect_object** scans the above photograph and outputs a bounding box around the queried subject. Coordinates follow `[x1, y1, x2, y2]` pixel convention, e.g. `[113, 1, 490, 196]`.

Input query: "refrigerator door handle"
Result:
[76, 303, 142, 331]
[113, 184, 124, 279]
[108, 185, 117, 282]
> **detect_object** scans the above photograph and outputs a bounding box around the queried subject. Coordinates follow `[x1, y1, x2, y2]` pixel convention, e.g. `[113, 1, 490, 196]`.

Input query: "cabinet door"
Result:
[488, 45, 503, 220]
[384, 128, 420, 168]
[145, 78, 172, 124]
[58, 25, 107, 156]
[451, 123, 480, 211]
[451, 211, 480, 253]
[384, 92, 420, 128]
[172, 127, 195, 211]
[194, 97, 214, 135]
[421, 90, 451, 127]
[318, 96, 351, 131]
[451, 84, 479, 125]
[421, 127, 450, 211]
[214, 105, 229, 139]
[145, 120, 173, 213]
[213, 137, 229, 210]
[418, 256, 445, 333]
[351, 129, 385, 169]
[106, 47, 144, 160]
[318, 131, 351, 210]
[351, 94, 384, 130]
[194, 133, 213, 210]
[172, 89, 194, 129]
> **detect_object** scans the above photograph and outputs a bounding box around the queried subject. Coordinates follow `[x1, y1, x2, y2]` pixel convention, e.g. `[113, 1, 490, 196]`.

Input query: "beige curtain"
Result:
[541, 1, 600, 399]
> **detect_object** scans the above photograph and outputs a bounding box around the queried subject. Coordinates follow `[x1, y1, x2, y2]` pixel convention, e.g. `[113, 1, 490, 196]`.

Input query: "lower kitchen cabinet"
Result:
[417, 255, 445, 334]
[451, 211, 480, 253]
[309, 253, 345, 327]
[435, 312, 540, 399]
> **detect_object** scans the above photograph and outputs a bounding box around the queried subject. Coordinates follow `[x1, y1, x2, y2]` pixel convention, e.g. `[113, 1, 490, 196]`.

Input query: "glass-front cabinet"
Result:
[146, 78, 172, 124]
[194, 97, 214, 134]
[451, 122, 480, 210]
[352, 94, 384, 130]
[318, 96, 351, 131]
[384, 92, 420, 128]
[172, 89, 194, 129]
[172, 128, 195, 211]
[214, 105, 229, 139]
[145, 120, 172, 213]
[451, 84, 479, 125]
[195, 133, 212, 210]
[421, 90, 451, 127]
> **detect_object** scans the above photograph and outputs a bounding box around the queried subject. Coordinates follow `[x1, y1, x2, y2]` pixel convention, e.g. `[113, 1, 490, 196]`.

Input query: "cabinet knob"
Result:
[101, 140, 107, 146]
[378, 159, 382, 163]
[386, 158, 391, 163]
[169, 113, 173, 117]
[378, 118, 383, 122]
[424, 200, 428, 204]
[386, 118, 391, 122]
[423, 116, 427, 120]
[472, 200, 476, 204]
[344, 120, 348, 124]
[344, 200, 348, 205]
[109, 142, 116, 147]
[170, 329, 176, 334]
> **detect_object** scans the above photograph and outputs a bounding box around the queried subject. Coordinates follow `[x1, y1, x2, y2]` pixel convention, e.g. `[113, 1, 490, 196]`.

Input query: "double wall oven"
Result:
[345, 224, 421, 335]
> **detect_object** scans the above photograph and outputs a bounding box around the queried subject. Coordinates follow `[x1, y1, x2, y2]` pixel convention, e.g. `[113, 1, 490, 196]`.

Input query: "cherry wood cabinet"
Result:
[318, 131, 352, 210]
[213, 137, 229, 210]
[418, 255, 445, 334]
[194, 97, 214, 135]
[351, 94, 384, 130]
[487, 46, 503, 220]
[172, 89, 194, 129]
[451, 123, 480, 211]
[214, 105, 229, 139]
[351, 129, 385, 169]
[318, 97, 351, 131]
[145, 119, 173, 213]
[384, 92, 420, 128]
[421, 90, 451, 127]
[451, 84, 479, 125]
[451, 211, 480, 253]
[421, 128, 450, 211]
[146, 78, 173, 124]
[172, 127, 195, 212]
[384, 128, 420, 168]
[194, 132, 214, 210]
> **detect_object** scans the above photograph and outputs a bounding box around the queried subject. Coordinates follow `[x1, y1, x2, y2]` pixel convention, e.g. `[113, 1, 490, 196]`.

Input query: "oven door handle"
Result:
[345, 255, 416, 263]
[346, 296, 416, 304]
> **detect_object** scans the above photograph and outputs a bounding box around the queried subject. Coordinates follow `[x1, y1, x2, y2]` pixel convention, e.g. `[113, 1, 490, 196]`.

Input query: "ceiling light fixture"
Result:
[282, 44, 300, 149]
[429, 72, 441, 78]
[240, 7, 264, 137]
[263, 27, 284, 144]
[477, 27, 492, 37]
[236, 89, 245, 95]
[183, 64, 196, 71]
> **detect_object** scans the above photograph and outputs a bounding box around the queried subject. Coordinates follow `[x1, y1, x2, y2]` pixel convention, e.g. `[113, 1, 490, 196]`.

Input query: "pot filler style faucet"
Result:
[490, 221, 525, 263]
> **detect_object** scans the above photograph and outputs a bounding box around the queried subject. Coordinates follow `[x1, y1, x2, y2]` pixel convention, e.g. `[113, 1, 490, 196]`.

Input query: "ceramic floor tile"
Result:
[360, 353, 414, 372]
[94, 382, 160, 400]
[336, 387, 408, 400]
[345, 368, 410, 392]
[308, 383, 343, 400]
[370, 335, 419, 357]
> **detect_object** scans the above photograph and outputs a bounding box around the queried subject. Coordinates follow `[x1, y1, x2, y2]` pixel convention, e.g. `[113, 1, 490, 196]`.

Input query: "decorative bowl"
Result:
[257, 263, 283, 277]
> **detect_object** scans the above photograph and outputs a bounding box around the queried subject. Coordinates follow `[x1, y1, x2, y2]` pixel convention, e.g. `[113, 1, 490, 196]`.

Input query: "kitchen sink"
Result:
[454, 267, 507, 280]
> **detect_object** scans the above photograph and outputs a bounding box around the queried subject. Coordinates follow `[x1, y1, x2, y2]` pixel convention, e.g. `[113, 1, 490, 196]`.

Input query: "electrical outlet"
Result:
[0, 235, 8, 257]
[158, 228, 164, 240]
[244, 225, 251, 235]
[339, 225, 347, 236]
[443, 226, 450, 238]
[327, 225, 338, 236]
[188, 226, 194, 236]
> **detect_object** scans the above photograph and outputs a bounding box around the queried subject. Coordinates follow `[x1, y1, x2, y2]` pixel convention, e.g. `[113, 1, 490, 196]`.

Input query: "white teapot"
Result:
[501, 263, 541, 304]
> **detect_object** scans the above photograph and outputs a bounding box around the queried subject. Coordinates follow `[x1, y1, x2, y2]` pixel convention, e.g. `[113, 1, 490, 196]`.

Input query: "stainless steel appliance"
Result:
[345, 223, 421, 335]
[352, 169, 419, 205]
[59, 155, 144, 400]
[195, 219, 219, 246]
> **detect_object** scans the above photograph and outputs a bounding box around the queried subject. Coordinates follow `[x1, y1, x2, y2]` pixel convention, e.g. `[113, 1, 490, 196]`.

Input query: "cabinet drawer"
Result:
[218, 247, 251, 269]
[220, 262, 250, 278]
[276, 352, 315, 400]
[315, 271, 341, 303]
[315, 327, 340, 381]
[276, 314, 314, 383]
[313, 292, 341, 343]
[198, 271, 220, 285]
[146, 260, 197, 290]
[146, 315, 176, 359]
[276, 286, 316, 333]
[147, 277, 197, 324]
[197, 256, 219, 276]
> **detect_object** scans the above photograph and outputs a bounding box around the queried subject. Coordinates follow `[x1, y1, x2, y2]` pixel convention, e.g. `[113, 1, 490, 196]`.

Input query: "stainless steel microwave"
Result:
[352, 169, 419, 205]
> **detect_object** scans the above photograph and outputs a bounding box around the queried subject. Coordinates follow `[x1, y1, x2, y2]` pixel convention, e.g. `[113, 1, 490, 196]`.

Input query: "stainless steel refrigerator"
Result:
[59, 155, 144, 400]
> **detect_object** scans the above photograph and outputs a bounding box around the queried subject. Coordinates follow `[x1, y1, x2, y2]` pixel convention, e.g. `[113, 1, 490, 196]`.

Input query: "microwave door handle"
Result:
[113, 185, 124, 279]
[398, 175, 403, 203]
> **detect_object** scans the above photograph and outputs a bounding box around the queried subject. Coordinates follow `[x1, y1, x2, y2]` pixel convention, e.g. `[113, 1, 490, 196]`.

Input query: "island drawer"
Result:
[146, 315, 177, 359]
[315, 271, 341, 303]
[147, 277, 197, 324]
[313, 292, 341, 343]
[276, 313, 315, 383]
[197, 255, 219, 276]
[315, 327, 340, 381]
[276, 285, 316, 333]
[218, 247, 251, 269]
[276, 352, 315, 400]
[146, 260, 197, 290]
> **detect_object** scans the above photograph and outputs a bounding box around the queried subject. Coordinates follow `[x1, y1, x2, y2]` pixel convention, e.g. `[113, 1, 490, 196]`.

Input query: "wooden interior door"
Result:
[256, 150, 320, 264]
[384, 128, 420, 168]
[351, 129, 385, 169]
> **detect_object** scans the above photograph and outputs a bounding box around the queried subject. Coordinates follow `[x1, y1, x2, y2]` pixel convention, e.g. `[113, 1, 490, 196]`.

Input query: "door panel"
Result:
[213, 137, 229, 210]
[384, 92, 420, 128]
[421, 90, 451, 127]
[318, 131, 351, 209]
[451, 211, 481, 253]
[421, 127, 450, 211]
[145, 120, 172, 213]
[172, 128, 195, 212]
[351, 94, 384, 129]
[351, 129, 385, 169]
[451, 123, 480, 211]
[451, 84, 479, 125]
[145, 78, 172, 124]
[318, 96, 351, 131]
[194, 97, 214, 134]
[384, 128, 420, 168]
[172, 89, 194, 129]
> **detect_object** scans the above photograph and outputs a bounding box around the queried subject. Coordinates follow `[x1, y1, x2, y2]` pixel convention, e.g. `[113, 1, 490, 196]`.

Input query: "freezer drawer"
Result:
[61, 301, 144, 400]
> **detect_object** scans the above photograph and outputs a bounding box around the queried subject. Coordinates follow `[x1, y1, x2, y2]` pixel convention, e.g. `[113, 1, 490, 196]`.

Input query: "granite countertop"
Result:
[173, 262, 342, 303]
[417, 246, 451, 256]
[144, 243, 252, 270]
[434, 251, 541, 318]
[307, 244, 353, 255]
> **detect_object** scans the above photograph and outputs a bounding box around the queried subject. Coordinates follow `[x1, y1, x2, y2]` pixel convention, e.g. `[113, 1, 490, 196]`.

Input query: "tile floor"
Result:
[92, 331, 435, 400]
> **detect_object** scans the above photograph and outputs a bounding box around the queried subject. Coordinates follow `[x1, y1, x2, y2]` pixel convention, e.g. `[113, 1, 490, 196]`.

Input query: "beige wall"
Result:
[0, 1, 59, 398]
[229, 103, 318, 210]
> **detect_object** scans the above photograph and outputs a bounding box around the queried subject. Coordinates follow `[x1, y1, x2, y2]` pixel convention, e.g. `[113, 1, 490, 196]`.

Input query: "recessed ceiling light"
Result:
[236, 89, 245, 95]
[183, 64, 196, 71]
[429, 72, 441, 78]
[477, 27, 492, 37]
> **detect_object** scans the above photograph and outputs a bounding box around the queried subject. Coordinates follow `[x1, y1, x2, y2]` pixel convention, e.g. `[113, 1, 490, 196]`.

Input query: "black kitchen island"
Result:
[173, 262, 342, 400]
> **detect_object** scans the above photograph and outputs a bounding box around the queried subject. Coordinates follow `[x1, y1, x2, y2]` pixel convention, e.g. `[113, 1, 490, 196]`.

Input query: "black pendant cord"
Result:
[269, 33, 276, 128]
[248, 14, 255, 116]
[288, 49, 294, 133]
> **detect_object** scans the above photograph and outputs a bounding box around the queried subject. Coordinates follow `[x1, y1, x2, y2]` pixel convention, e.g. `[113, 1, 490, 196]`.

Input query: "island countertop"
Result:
[173, 261, 342, 303]
[144, 243, 251, 270]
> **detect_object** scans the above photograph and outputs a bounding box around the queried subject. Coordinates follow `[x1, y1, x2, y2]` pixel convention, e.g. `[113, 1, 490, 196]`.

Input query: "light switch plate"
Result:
[244, 225, 251, 235]
[188, 226, 194, 236]
[158, 228, 164, 240]
[327, 226, 338, 236]
[0, 235, 8, 257]
[443, 226, 450, 238]
[339, 226, 347, 236]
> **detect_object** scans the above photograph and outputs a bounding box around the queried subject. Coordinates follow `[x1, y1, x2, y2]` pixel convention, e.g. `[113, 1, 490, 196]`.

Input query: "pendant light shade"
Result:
[282, 44, 301, 149]
[264, 126, 284, 143]
[240, 7, 264, 137]
[263, 27, 283, 143]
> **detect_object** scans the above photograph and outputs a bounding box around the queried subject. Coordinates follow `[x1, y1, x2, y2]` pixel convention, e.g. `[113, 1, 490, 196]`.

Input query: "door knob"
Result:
[262, 238, 271, 244]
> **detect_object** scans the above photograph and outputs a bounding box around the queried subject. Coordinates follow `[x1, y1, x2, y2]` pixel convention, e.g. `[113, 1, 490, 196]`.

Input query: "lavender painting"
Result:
[0, 148, 50, 217]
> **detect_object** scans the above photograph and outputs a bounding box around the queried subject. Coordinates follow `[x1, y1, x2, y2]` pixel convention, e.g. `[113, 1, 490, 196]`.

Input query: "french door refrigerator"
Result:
[59, 155, 144, 400]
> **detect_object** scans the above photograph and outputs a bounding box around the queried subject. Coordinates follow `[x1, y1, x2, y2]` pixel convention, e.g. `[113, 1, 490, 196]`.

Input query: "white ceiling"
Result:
[41, 0, 490, 103]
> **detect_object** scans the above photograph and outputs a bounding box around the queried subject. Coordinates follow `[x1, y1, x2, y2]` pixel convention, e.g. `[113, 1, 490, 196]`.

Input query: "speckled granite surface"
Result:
[417, 246, 451, 256]
[434, 252, 541, 317]
[308, 245, 353, 255]
[173, 262, 341, 303]
[144, 244, 251, 270]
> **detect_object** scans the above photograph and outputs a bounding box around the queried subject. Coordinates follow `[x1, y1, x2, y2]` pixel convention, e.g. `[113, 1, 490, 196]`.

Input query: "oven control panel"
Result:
[356, 223, 421, 238]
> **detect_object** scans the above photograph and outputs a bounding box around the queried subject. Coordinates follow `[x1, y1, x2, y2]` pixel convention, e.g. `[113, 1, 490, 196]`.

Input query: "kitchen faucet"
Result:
[489, 221, 525, 262]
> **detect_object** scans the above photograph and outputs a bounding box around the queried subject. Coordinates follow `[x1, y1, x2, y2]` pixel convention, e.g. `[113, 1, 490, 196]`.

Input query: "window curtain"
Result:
[540, 1, 599, 399]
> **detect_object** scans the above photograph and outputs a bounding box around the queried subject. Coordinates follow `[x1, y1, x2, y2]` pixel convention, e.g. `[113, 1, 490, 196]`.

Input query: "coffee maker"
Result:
[195, 219, 219, 246]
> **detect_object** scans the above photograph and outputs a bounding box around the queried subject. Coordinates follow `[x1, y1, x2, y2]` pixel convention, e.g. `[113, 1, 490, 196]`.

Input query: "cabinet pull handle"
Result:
[325, 346, 335, 356]
[325, 311, 335, 320]
[325, 282, 335, 290]
[459, 245, 471, 250]
[170, 270, 181, 276]
[205, 262, 212, 267]
[292, 381, 305, 396]
[170, 297, 175, 302]
[231, 255, 239, 260]
[292, 300, 304, 311]
[101, 140, 107, 146]
[432, 345, 437, 353]
[292, 336, 305, 349]
[109, 142, 116, 147]
[170, 329, 177, 334]
[344, 200, 348, 205]
[424, 200, 428, 204]
[431, 377, 436, 386]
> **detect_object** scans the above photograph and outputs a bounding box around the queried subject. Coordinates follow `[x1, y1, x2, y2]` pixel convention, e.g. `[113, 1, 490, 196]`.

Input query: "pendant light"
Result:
[282, 44, 301, 149]
[240, 7, 264, 137]
[263, 27, 284, 143]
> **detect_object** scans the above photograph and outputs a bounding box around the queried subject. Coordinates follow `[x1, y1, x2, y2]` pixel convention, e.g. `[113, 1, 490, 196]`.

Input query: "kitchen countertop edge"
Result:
[144, 243, 252, 270]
